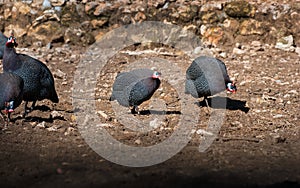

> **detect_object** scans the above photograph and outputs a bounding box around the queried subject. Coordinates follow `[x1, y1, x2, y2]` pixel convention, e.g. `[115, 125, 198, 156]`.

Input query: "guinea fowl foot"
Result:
[130, 106, 140, 115]
[0, 111, 4, 120]
[204, 97, 211, 114]
[0, 111, 10, 128]
[23, 101, 36, 118]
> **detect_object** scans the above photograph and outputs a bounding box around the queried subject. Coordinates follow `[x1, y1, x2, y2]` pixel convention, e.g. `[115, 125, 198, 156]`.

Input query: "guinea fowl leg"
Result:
[23, 101, 36, 117]
[0, 111, 5, 123]
[130, 106, 139, 114]
[204, 96, 209, 108]
[135, 106, 140, 115]
[23, 101, 29, 117]
[6, 112, 11, 126]
[30, 101, 36, 111]
[204, 96, 211, 114]
[0, 111, 9, 128]
[130, 106, 135, 114]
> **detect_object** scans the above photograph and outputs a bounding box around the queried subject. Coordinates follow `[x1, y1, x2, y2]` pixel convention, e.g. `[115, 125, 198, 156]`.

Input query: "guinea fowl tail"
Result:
[51, 92, 59, 103]
[109, 94, 115, 101]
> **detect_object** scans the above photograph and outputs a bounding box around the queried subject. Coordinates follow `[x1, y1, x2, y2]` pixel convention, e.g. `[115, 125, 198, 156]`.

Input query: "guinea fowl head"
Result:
[226, 82, 237, 93]
[151, 71, 161, 79]
[6, 36, 18, 48]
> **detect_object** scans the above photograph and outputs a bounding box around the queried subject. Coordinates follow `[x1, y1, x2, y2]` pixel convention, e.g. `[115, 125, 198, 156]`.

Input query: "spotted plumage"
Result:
[110, 69, 161, 114]
[3, 35, 58, 116]
[0, 72, 24, 123]
[185, 56, 236, 106]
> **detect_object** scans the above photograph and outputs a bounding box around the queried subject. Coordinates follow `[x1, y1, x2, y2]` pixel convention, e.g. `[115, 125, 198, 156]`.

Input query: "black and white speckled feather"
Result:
[110, 69, 161, 113]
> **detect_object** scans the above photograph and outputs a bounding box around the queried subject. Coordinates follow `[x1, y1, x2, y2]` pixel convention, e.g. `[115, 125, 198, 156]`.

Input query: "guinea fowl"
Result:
[0, 72, 24, 124]
[185, 56, 237, 107]
[110, 69, 161, 114]
[3, 35, 59, 116]
[0, 32, 7, 59]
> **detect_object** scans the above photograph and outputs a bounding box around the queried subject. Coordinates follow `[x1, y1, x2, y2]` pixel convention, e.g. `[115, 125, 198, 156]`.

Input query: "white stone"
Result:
[232, 47, 245, 55]
[36, 121, 46, 128]
[275, 35, 295, 51]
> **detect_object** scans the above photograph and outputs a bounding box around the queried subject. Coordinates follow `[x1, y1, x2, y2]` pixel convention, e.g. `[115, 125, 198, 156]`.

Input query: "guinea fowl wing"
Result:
[128, 77, 160, 106]
[18, 54, 58, 103]
[0, 73, 24, 111]
[111, 69, 154, 107]
[185, 56, 231, 98]
[0, 33, 7, 59]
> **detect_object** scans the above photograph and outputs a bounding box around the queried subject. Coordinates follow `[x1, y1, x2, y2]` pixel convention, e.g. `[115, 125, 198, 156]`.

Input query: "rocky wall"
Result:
[0, 0, 299, 52]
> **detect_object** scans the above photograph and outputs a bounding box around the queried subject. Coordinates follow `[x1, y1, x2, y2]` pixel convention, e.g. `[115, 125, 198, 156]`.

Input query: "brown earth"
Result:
[0, 1, 299, 188]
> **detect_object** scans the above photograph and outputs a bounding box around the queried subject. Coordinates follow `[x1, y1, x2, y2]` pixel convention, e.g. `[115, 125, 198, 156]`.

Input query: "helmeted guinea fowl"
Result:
[3, 35, 59, 116]
[185, 56, 237, 107]
[0, 72, 24, 124]
[0, 32, 7, 59]
[110, 69, 161, 114]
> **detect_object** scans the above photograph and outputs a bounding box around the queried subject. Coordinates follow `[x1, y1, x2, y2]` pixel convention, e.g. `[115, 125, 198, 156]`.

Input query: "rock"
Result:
[223, 18, 240, 33]
[4, 24, 27, 38]
[64, 127, 76, 136]
[50, 0, 66, 7]
[239, 19, 264, 35]
[64, 28, 83, 44]
[61, 4, 82, 26]
[275, 35, 295, 51]
[273, 135, 286, 143]
[149, 118, 160, 129]
[134, 139, 141, 145]
[33, 9, 60, 27]
[148, 0, 167, 8]
[70, 115, 76, 122]
[200, 24, 208, 36]
[42, 0, 52, 9]
[251, 41, 262, 47]
[196, 129, 214, 136]
[22, 0, 33, 4]
[219, 51, 227, 58]
[12, 2, 31, 16]
[172, 5, 198, 22]
[273, 114, 285, 118]
[93, 2, 109, 16]
[96, 124, 113, 128]
[97, 110, 109, 119]
[64, 28, 94, 46]
[53, 69, 67, 79]
[134, 12, 146, 22]
[233, 47, 245, 55]
[46, 126, 58, 132]
[50, 110, 64, 119]
[260, 3, 291, 20]
[202, 27, 224, 46]
[36, 121, 46, 128]
[85, 2, 98, 14]
[224, 1, 255, 18]
[295, 47, 300, 56]
[28, 21, 64, 44]
[201, 12, 221, 24]
[91, 19, 108, 29]
[54, 6, 62, 12]
[200, 2, 222, 12]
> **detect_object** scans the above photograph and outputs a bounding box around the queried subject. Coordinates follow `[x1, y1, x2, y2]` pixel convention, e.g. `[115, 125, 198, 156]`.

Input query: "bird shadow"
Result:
[197, 96, 250, 113]
[33, 105, 52, 112]
[13, 115, 66, 123]
[11, 105, 66, 122]
[137, 110, 182, 116]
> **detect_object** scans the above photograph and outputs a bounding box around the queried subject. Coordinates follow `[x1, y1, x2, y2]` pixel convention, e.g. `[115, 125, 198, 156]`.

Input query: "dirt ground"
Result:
[0, 12, 299, 187]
